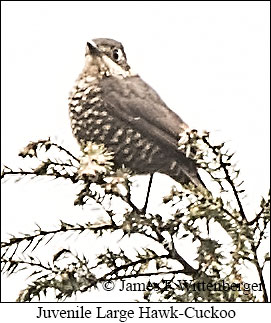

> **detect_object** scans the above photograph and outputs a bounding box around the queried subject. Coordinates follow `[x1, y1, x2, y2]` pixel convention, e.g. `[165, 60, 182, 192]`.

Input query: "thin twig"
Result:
[247, 207, 265, 225]
[142, 173, 154, 213]
[251, 244, 269, 302]
[110, 269, 188, 281]
[202, 137, 247, 222]
[1, 223, 119, 249]
[48, 142, 80, 163]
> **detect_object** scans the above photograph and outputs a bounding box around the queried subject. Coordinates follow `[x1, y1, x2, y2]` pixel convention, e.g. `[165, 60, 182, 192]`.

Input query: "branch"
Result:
[1, 221, 119, 252]
[251, 244, 269, 302]
[2, 257, 52, 275]
[169, 241, 198, 275]
[202, 136, 247, 222]
[142, 218, 199, 276]
[1, 170, 57, 180]
[48, 142, 80, 163]
[108, 269, 187, 281]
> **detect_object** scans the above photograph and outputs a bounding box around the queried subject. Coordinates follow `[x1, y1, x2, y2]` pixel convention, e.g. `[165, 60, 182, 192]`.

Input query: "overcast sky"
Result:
[1, 1, 270, 303]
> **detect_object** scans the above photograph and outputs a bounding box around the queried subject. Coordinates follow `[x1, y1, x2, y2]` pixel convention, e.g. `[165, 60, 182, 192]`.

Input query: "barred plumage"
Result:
[69, 38, 205, 189]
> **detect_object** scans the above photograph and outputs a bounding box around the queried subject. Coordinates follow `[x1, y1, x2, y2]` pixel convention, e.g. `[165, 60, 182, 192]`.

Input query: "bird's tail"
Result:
[167, 157, 209, 196]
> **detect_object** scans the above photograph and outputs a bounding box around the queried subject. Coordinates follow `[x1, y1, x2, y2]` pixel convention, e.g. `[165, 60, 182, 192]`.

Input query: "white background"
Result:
[1, 0, 270, 311]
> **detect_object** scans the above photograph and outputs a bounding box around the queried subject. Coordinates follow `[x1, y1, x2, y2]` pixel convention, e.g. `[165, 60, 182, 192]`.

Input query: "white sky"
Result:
[1, 1, 270, 304]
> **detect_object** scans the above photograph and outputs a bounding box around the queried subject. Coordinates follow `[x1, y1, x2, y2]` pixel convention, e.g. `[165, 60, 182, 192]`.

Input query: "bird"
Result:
[69, 38, 205, 191]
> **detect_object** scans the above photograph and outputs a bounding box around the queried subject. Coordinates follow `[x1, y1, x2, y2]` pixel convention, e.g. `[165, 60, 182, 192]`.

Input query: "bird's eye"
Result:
[112, 48, 121, 61]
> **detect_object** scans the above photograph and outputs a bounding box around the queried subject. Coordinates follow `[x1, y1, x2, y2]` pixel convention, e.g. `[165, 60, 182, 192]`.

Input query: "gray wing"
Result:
[101, 76, 188, 141]
[100, 75, 205, 189]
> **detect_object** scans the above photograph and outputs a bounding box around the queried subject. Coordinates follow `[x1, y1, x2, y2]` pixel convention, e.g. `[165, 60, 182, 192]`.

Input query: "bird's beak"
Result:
[86, 41, 100, 57]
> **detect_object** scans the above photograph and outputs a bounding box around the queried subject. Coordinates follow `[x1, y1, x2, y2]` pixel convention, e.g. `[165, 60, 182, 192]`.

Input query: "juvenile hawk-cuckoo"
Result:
[69, 38, 205, 189]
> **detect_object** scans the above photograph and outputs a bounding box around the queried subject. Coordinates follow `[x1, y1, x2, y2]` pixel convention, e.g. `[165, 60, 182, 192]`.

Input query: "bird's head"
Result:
[84, 38, 135, 78]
